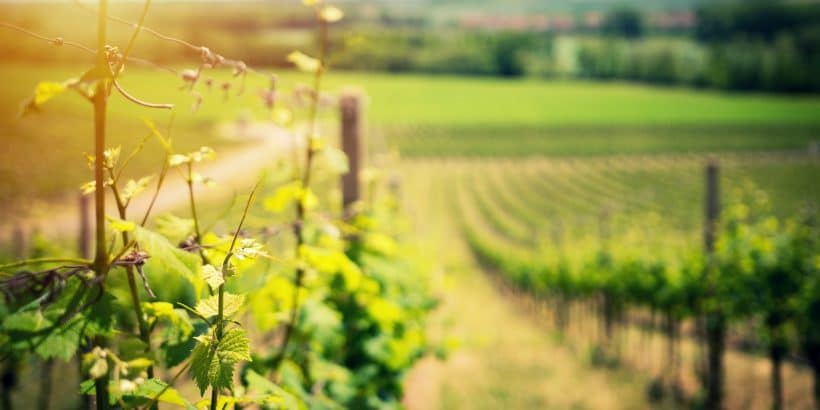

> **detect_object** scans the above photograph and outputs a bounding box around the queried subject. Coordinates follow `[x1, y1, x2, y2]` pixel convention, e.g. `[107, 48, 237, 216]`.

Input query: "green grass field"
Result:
[2, 60, 819, 409]
[11, 64, 820, 126]
[2, 62, 819, 209]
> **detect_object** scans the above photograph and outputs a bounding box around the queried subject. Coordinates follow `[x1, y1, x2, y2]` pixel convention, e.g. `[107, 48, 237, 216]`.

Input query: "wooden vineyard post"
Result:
[79, 193, 91, 259]
[703, 159, 725, 410]
[704, 160, 719, 254]
[340, 90, 364, 212]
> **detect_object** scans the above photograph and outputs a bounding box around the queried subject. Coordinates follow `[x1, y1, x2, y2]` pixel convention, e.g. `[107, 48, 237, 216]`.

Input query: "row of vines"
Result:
[447, 155, 819, 409]
[0, 1, 436, 409]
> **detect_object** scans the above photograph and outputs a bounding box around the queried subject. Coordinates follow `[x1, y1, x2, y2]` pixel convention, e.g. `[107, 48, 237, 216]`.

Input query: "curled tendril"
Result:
[115, 250, 156, 298]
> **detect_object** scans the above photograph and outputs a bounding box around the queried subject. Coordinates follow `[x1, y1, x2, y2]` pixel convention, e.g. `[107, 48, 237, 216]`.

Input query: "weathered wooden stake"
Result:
[704, 160, 719, 253]
[79, 193, 91, 259]
[340, 90, 363, 211]
[703, 159, 725, 410]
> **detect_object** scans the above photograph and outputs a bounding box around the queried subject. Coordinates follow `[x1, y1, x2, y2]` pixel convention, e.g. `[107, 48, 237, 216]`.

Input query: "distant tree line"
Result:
[1, 0, 817, 92]
[575, 1, 820, 92]
[328, 30, 539, 78]
[329, 1, 820, 93]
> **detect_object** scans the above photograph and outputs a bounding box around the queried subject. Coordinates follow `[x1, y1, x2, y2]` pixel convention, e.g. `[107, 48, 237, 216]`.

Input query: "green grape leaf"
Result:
[154, 214, 195, 244]
[34, 82, 67, 105]
[190, 329, 251, 396]
[365, 232, 398, 256]
[83, 290, 118, 337]
[143, 302, 194, 345]
[232, 238, 270, 262]
[210, 352, 231, 393]
[264, 181, 318, 214]
[79, 379, 95, 394]
[161, 321, 205, 368]
[118, 338, 149, 360]
[264, 181, 302, 213]
[34, 317, 84, 360]
[194, 396, 249, 409]
[103, 146, 121, 169]
[121, 176, 153, 202]
[19, 66, 112, 117]
[134, 226, 204, 297]
[20, 81, 67, 117]
[108, 216, 136, 233]
[201, 264, 224, 290]
[249, 276, 294, 332]
[217, 328, 251, 364]
[3, 310, 51, 332]
[190, 336, 215, 395]
[169, 147, 215, 167]
[127, 378, 193, 408]
[142, 301, 175, 318]
[245, 370, 304, 410]
[194, 293, 245, 319]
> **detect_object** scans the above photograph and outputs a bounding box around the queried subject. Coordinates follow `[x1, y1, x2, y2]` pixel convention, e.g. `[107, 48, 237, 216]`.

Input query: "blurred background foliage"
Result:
[2, 0, 819, 92]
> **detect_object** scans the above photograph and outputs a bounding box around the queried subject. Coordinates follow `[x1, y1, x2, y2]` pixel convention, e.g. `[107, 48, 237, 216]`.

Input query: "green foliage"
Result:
[695, 2, 820, 43]
[19, 66, 110, 116]
[0, 3, 437, 409]
[195, 293, 245, 319]
[128, 379, 193, 408]
[245, 370, 304, 410]
[190, 328, 252, 395]
[330, 29, 546, 77]
[134, 225, 204, 298]
[601, 7, 645, 39]
[453, 156, 818, 405]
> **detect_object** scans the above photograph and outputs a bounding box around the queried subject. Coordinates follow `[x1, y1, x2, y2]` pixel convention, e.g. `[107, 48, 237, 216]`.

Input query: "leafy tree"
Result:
[601, 7, 645, 39]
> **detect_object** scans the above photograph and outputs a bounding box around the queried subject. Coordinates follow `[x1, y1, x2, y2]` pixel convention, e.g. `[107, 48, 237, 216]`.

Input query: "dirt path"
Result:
[1, 123, 299, 243]
[403, 246, 651, 410]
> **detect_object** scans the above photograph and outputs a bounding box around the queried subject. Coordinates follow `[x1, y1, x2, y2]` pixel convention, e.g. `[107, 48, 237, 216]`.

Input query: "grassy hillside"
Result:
[2, 63, 819, 206]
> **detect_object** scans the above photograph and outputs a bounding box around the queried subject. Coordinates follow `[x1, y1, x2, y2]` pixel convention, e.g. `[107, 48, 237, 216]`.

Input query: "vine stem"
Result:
[185, 162, 211, 266]
[210, 181, 259, 410]
[140, 116, 175, 227]
[210, 282, 224, 410]
[272, 12, 329, 372]
[107, 169, 156, 395]
[98, 2, 160, 407]
[0, 258, 91, 271]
